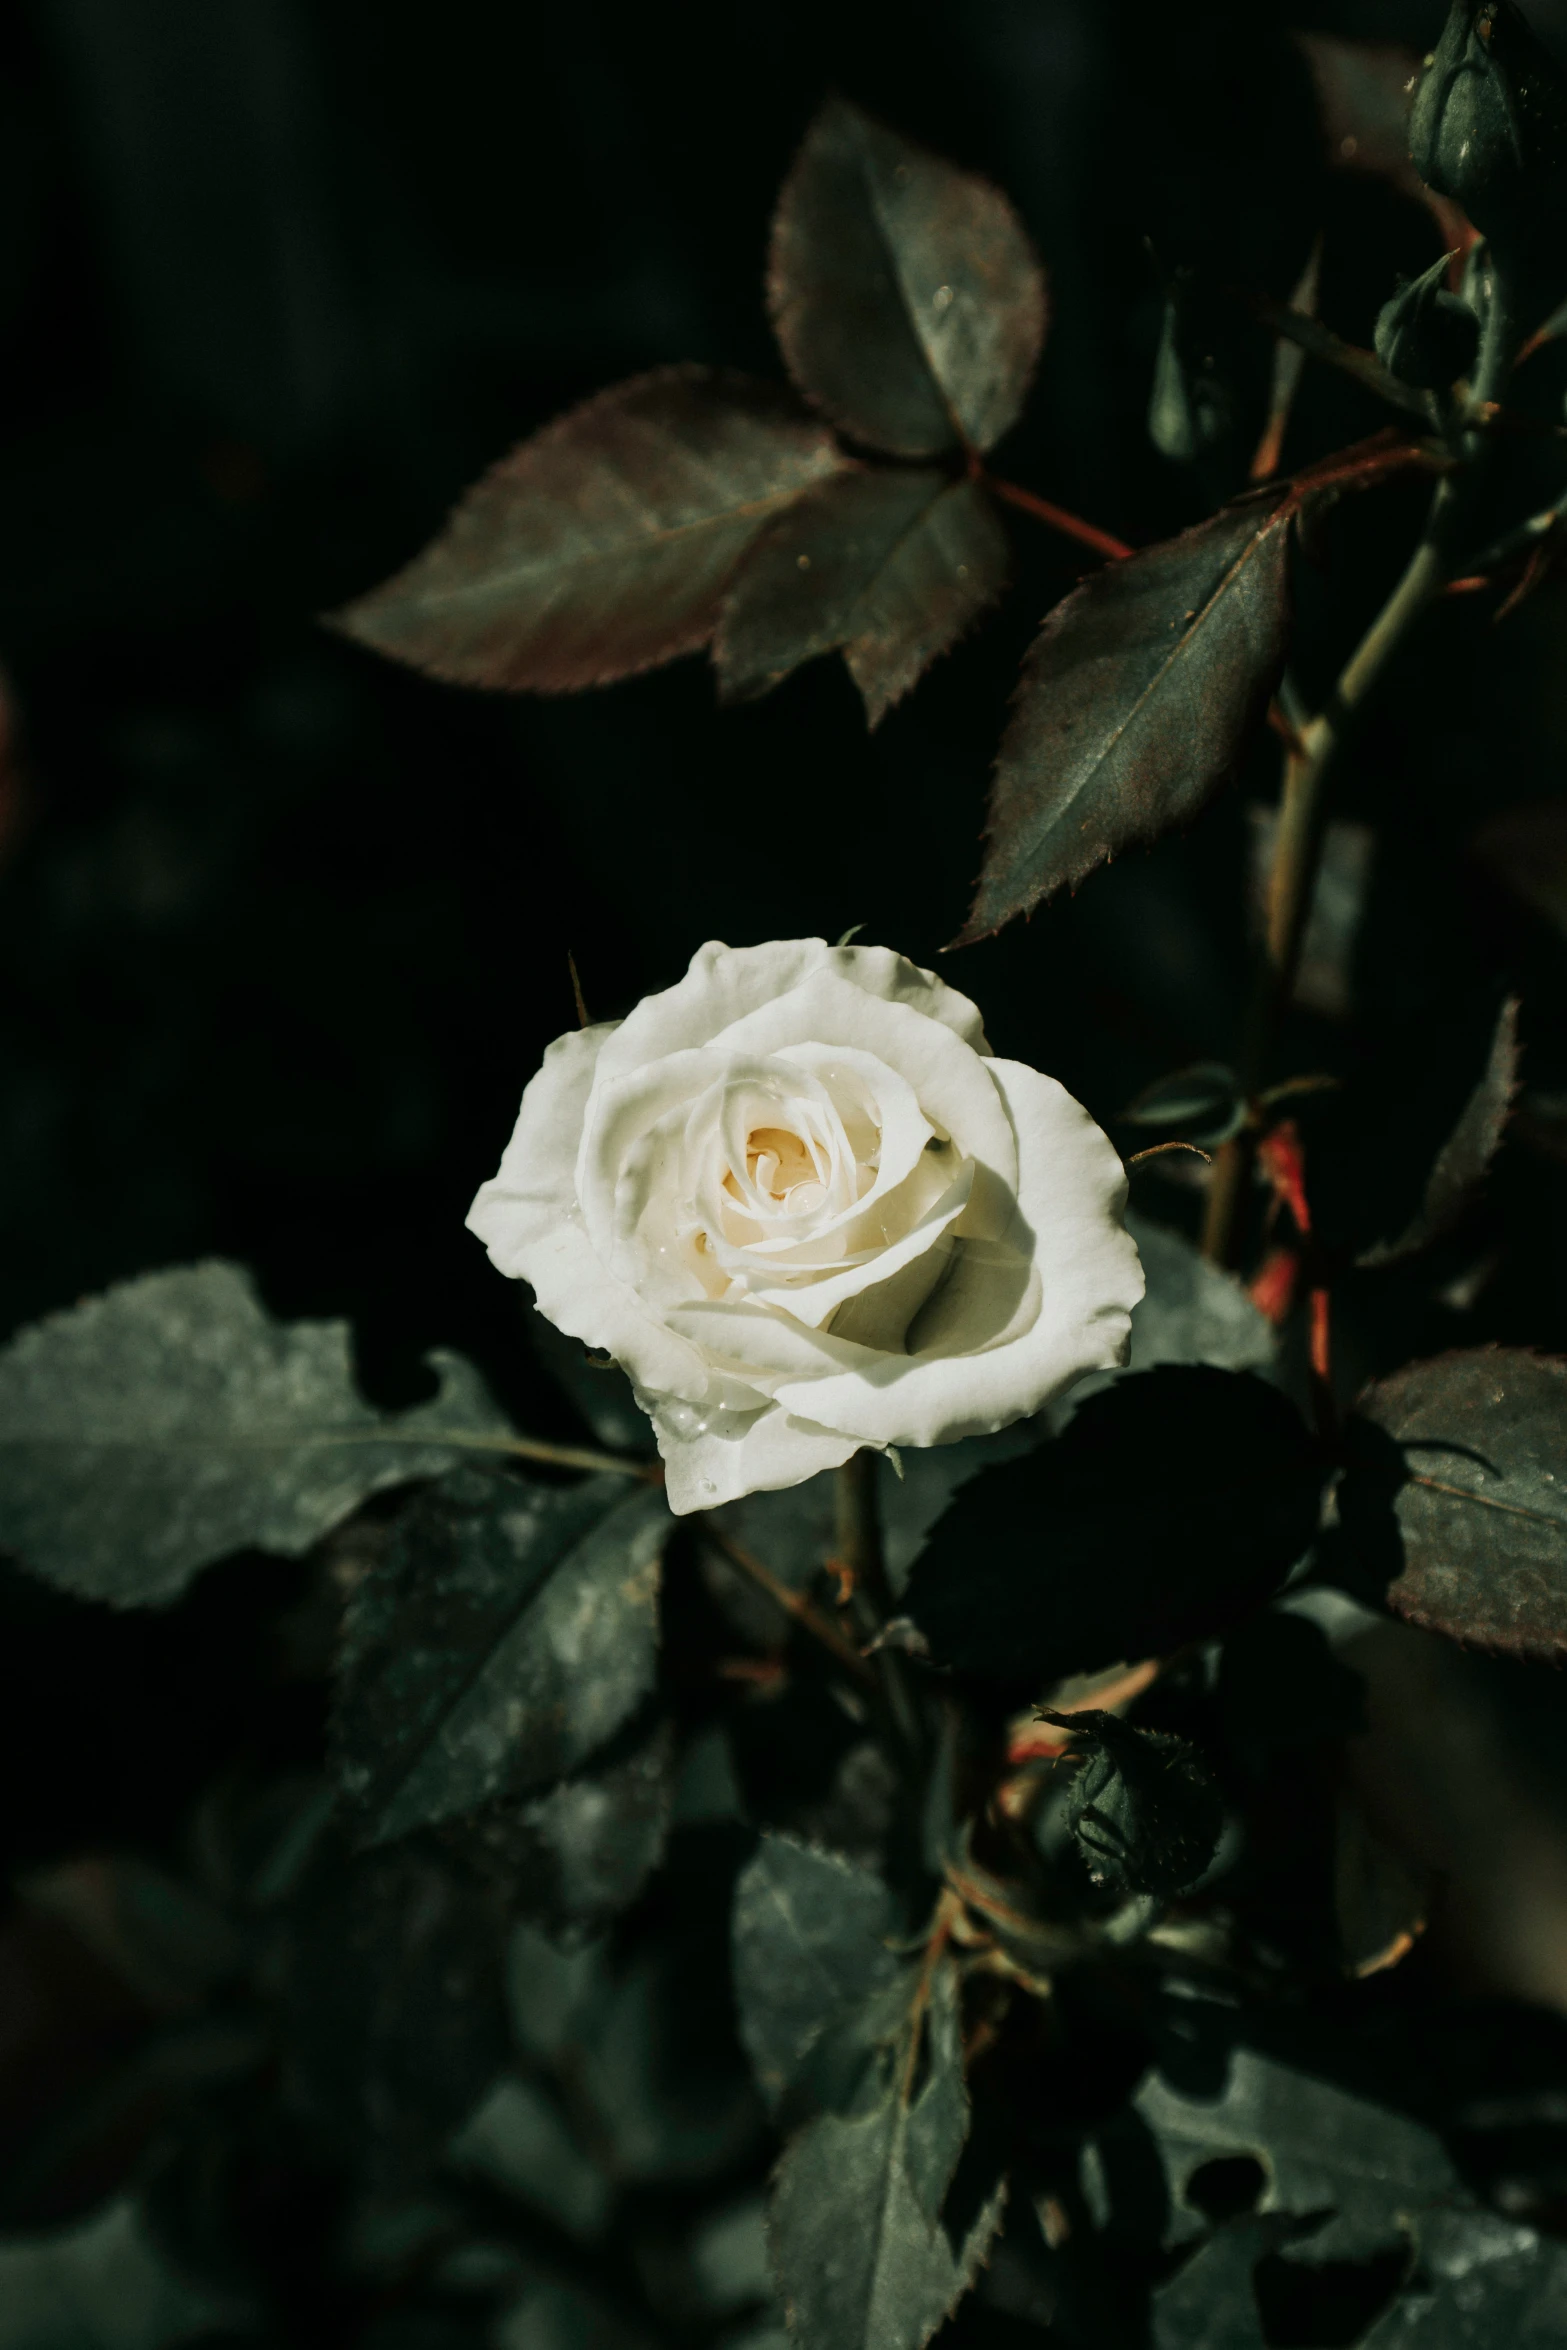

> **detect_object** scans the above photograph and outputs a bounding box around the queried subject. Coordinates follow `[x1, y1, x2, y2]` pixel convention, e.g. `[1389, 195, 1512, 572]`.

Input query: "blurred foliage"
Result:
[9, 4, 1567, 2346]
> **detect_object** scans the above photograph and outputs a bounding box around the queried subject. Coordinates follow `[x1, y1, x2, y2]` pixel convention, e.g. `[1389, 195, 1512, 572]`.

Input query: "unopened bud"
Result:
[1043, 1709, 1224, 1900]
[1374, 254, 1480, 387]
[1409, 1, 1567, 252]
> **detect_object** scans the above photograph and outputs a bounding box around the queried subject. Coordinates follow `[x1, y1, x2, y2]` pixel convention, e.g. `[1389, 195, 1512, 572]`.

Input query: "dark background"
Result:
[4, 0, 1567, 1864]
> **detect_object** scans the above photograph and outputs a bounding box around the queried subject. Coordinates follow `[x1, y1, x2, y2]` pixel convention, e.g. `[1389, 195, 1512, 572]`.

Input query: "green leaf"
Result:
[1121, 1063, 1244, 1145]
[907, 1369, 1322, 1679]
[1122, 1215, 1277, 1379]
[768, 97, 1047, 458]
[1309, 992, 1520, 1266]
[453, 1717, 676, 1934]
[714, 470, 1008, 725]
[1360, 994, 1520, 1264]
[447, 2074, 611, 2242]
[333, 1468, 668, 1845]
[576, 1930, 764, 2184]
[732, 1834, 904, 2115]
[1134, 2040, 1456, 2259]
[1151, 2218, 1277, 2350]
[1360, 2206, 1567, 2343]
[279, 1838, 510, 2180]
[334, 367, 845, 691]
[0, 2196, 247, 2349]
[528, 1311, 652, 1455]
[954, 498, 1292, 943]
[507, 1922, 608, 2068]
[769, 1958, 1004, 2350]
[0, 1262, 512, 1607]
[1339, 1347, 1567, 1659]
[493, 2282, 654, 2350]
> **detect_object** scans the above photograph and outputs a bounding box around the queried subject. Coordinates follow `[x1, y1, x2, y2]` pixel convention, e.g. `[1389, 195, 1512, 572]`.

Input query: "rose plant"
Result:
[7, 9, 1567, 2348]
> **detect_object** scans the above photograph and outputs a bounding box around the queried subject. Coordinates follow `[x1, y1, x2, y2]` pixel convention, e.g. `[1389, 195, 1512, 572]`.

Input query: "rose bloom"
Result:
[469, 939, 1143, 1513]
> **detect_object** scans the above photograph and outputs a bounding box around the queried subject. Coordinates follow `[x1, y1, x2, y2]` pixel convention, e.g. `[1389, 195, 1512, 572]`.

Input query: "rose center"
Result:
[733, 1124, 827, 1215]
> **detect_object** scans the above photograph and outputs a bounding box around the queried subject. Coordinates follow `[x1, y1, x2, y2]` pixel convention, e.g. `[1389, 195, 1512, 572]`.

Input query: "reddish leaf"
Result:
[713, 468, 1008, 726]
[1342, 1349, 1567, 1660]
[955, 498, 1292, 943]
[768, 97, 1047, 459]
[333, 367, 845, 692]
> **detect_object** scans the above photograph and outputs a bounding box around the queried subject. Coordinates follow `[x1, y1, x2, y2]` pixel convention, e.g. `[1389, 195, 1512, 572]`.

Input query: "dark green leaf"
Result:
[577, 1929, 764, 2184]
[1135, 2041, 1456, 2258]
[1309, 993, 1520, 1266]
[1360, 994, 1520, 1263]
[1375, 255, 1480, 391]
[0, 2197, 246, 2349]
[528, 1309, 652, 1455]
[450, 1717, 675, 1933]
[731, 1834, 903, 2115]
[494, 2281, 655, 2350]
[956, 499, 1291, 942]
[0, 1262, 511, 1607]
[1360, 2207, 1567, 2343]
[1147, 283, 1244, 469]
[1339, 1347, 1567, 1659]
[707, 1423, 1041, 1645]
[20, 1856, 245, 2013]
[1121, 1063, 1244, 1144]
[1047, 1712, 1224, 1898]
[279, 1838, 510, 2180]
[768, 97, 1046, 458]
[769, 1958, 1004, 2350]
[507, 1921, 608, 2068]
[334, 367, 844, 691]
[907, 1369, 1322, 1680]
[1151, 2218, 1276, 2350]
[714, 469, 1008, 725]
[447, 2074, 611, 2241]
[1122, 1215, 1277, 1379]
[333, 1468, 668, 1845]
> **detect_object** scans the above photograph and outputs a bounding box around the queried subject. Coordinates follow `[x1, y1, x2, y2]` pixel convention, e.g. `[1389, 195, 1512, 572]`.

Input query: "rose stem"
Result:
[1202, 269, 1519, 1268]
[835, 1449, 925, 1764]
[981, 472, 1135, 563]
[704, 1526, 874, 1684]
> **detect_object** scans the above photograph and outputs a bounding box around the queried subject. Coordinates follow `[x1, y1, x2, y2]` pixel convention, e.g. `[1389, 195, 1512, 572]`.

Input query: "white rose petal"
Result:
[468, 939, 1143, 1512]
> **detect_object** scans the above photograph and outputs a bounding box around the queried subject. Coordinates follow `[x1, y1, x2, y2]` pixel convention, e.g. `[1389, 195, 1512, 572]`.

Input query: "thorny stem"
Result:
[1202, 269, 1521, 1269]
[704, 1525, 874, 1684]
[835, 1448, 926, 1764]
[1200, 497, 1455, 1264]
[983, 472, 1135, 564]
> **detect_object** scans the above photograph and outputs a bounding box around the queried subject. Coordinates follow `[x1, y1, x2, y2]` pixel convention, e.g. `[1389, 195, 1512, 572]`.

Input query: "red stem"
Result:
[983, 473, 1134, 563]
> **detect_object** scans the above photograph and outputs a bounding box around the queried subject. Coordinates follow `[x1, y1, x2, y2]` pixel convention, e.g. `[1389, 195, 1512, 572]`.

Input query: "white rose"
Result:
[468, 938, 1143, 1514]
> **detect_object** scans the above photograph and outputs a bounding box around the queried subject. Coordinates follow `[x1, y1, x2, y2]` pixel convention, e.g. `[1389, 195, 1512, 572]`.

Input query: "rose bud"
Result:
[1374, 254, 1480, 388]
[1043, 1709, 1225, 1901]
[469, 939, 1143, 1512]
[1409, 0, 1567, 253]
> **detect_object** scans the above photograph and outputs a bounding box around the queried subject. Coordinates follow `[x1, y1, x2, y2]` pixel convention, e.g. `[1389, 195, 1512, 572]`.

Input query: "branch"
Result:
[704, 1524, 874, 1684]
[983, 473, 1134, 562]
